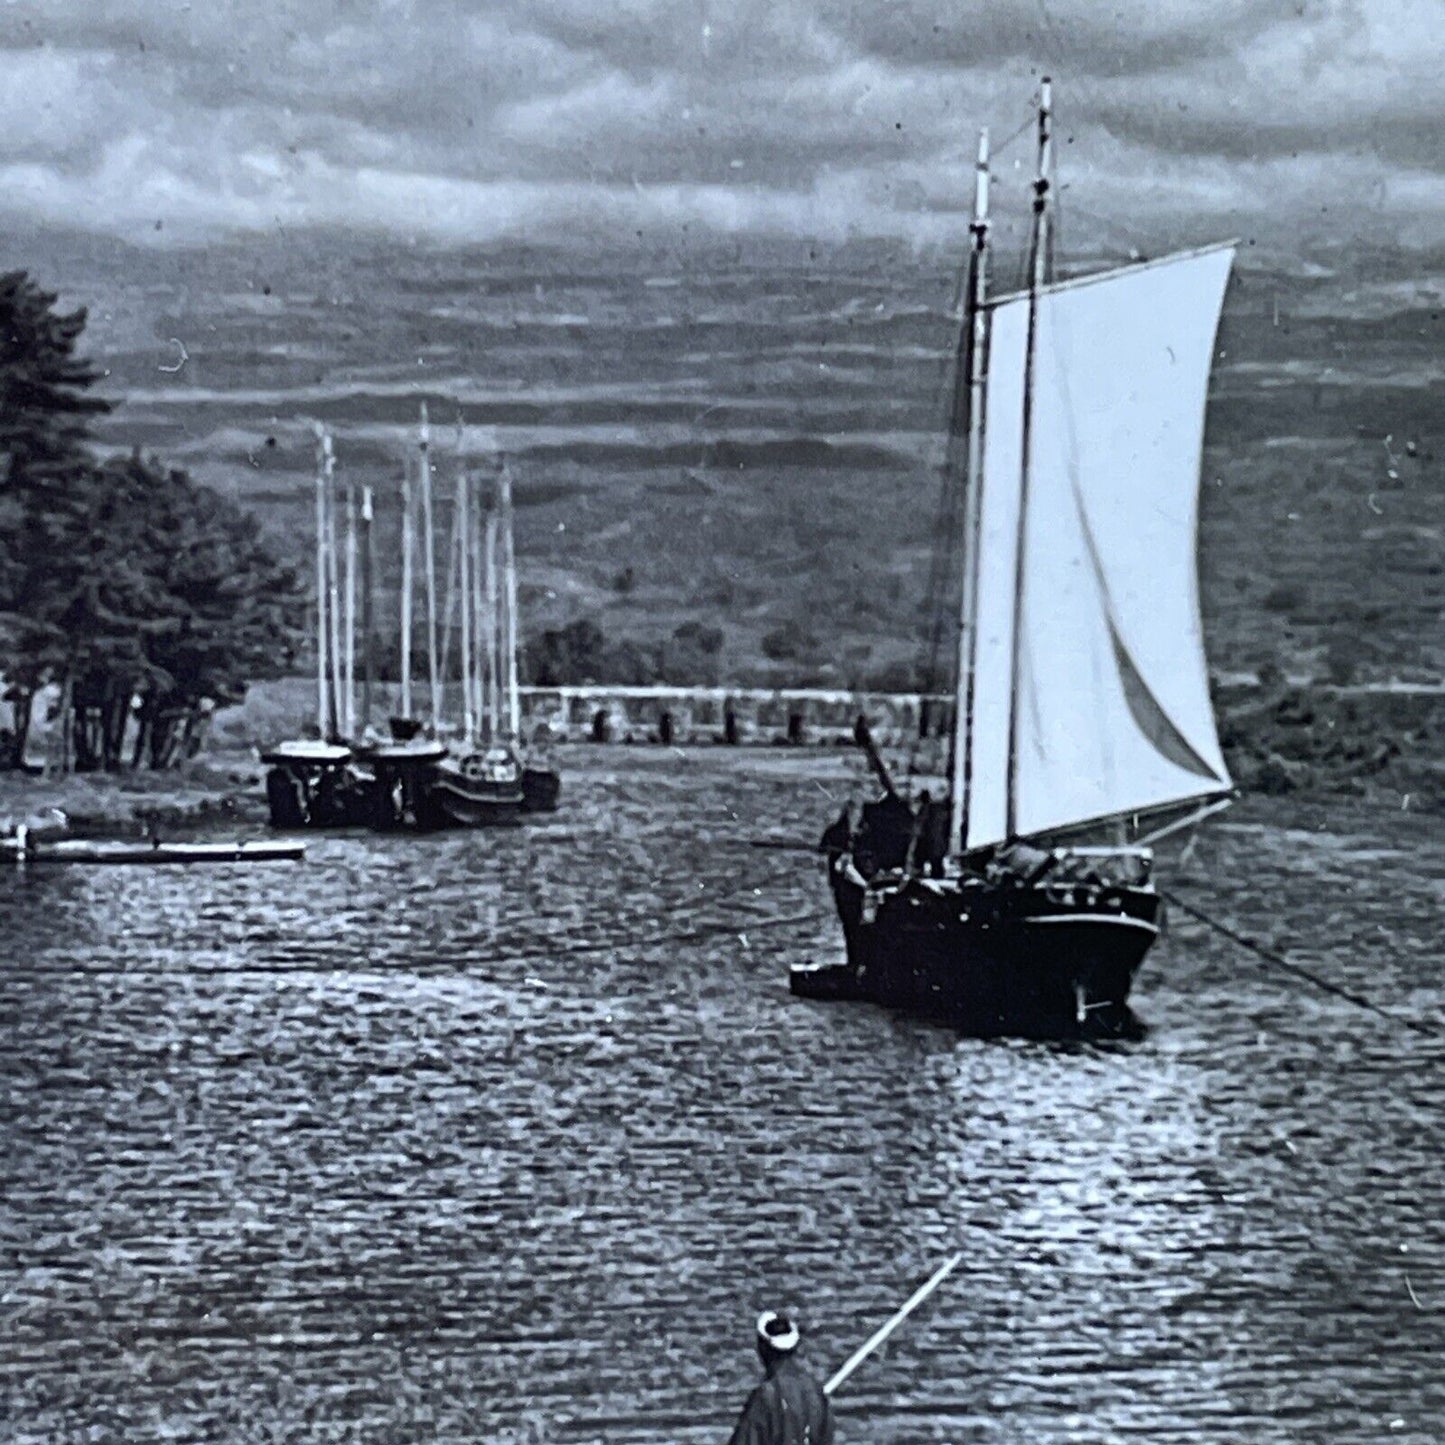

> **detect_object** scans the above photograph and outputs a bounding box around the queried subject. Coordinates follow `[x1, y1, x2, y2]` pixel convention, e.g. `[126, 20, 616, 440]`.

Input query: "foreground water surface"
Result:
[2, 749, 1441, 1443]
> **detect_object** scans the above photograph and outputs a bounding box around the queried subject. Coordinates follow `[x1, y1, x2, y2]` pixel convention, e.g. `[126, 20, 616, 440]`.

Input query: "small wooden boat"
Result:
[427, 745, 525, 827]
[261, 427, 382, 830]
[496, 464, 563, 813]
[2, 836, 306, 865]
[261, 740, 377, 828]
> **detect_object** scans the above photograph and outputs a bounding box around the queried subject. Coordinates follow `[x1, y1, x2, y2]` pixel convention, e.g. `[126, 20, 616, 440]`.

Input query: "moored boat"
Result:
[3, 835, 305, 865]
[262, 425, 380, 829]
[261, 739, 376, 829]
[496, 462, 561, 813]
[427, 744, 525, 827]
[798, 81, 1237, 1036]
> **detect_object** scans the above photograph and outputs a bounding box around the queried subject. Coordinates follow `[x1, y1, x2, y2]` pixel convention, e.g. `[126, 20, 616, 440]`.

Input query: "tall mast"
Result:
[1005, 76, 1052, 842]
[322, 428, 342, 740]
[457, 469, 475, 743]
[360, 484, 374, 736]
[420, 402, 441, 732]
[343, 461, 357, 738]
[499, 461, 521, 741]
[313, 426, 330, 738]
[400, 455, 414, 720]
[471, 485, 488, 741]
[437, 472, 463, 695]
[484, 508, 500, 744]
[947, 127, 992, 857]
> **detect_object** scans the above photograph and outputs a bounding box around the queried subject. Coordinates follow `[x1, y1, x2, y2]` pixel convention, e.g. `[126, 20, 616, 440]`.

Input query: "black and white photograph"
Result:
[1, 2, 1440, 1441]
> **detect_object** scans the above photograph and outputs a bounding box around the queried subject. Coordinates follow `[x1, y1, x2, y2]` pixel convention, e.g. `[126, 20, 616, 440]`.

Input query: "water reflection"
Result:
[1, 749, 1441, 1443]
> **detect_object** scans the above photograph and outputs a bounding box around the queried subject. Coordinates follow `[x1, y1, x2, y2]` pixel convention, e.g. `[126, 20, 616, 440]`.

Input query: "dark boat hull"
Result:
[426, 777, 525, 828]
[521, 766, 561, 813]
[264, 763, 378, 830]
[808, 858, 1160, 1036]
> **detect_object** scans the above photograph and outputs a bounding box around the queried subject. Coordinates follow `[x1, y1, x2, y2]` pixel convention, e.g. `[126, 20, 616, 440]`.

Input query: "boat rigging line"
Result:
[1160, 889, 1443, 1041]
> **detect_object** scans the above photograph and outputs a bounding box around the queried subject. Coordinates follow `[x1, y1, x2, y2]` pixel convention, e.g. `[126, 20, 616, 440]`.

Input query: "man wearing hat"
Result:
[726, 1310, 835, 1444]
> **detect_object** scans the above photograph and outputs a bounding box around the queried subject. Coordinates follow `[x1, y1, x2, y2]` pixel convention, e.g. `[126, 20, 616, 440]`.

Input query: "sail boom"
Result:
[1017, 789, 1236, 849]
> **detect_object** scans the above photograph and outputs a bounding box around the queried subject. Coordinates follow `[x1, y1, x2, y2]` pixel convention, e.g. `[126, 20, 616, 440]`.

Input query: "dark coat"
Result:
[727, 1356, 835, 1445]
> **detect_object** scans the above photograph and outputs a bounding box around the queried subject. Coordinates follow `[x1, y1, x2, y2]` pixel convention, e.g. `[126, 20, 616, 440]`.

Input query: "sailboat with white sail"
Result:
[796, 81, 1236, 1033]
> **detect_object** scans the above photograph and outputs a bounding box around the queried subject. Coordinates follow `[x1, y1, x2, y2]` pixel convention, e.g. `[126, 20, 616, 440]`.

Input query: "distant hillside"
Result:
[3, 227, 1440, 690]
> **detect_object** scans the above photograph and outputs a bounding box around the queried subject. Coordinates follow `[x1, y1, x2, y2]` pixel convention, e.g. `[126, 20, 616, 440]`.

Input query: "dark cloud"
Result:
[0, 0, 1438, 251]
[813, 0, 1310, 76]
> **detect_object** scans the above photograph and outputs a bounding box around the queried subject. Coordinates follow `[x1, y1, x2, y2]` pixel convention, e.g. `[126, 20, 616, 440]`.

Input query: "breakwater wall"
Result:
[515, 685, 951, 746]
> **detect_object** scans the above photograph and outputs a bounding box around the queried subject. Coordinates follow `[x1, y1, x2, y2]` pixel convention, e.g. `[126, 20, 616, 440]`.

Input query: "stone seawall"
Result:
[515, 685, 951, 747]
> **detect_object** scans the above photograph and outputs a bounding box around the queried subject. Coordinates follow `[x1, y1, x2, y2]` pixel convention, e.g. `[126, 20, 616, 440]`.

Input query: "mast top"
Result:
[970, 128, 990, 246]
[1033, 77, 1053, 216]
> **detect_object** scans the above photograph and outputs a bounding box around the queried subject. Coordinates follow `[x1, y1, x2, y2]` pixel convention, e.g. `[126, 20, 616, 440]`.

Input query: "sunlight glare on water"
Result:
[1, 750, 1441, 1443]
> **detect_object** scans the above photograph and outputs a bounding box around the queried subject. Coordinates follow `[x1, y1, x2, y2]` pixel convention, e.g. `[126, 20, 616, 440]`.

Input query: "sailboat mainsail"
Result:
[963, 246, 1235, 850]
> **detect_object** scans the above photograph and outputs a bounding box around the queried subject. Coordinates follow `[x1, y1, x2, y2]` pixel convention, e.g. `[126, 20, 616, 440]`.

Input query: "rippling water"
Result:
[2, 750, 1442, 1443]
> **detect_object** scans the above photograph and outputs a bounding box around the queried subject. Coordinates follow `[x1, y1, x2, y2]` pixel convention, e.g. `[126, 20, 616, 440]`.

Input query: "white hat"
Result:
[756, 1311, 800, 1352]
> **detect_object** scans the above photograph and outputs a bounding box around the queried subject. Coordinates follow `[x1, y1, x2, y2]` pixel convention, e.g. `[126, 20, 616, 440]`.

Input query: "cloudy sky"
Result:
[0, 0, 1439, 255]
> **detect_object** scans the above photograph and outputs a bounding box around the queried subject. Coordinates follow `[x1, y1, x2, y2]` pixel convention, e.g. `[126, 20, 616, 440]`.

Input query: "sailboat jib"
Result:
[963, 243, 1236, 850]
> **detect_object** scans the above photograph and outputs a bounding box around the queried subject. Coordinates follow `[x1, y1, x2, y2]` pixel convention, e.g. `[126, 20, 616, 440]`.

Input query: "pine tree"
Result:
[0, 272, 301, 770]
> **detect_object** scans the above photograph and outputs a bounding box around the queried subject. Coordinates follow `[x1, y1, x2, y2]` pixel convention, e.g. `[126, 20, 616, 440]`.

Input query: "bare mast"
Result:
[947, 127, 992, 858]
[400, 452, 415, 721]
[472, 484, 488, 739]
[419, 402, 442, 732]
[313, 425, 330, 738]
[321, 427, 342, 740]
[499, 462, 521, 741]
[457, 469, 475, 743]
[343, 459, 357, 738]
[360, 484, 374, 735]
[1004, 76, 1053, 843]
[484, 508, 500, 744]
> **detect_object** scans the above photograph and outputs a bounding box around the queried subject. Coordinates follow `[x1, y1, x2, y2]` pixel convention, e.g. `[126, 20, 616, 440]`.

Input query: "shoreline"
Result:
[0, 696, 1439, 843]
[2, 683, 1438, 837]
[0, 762, 268, 836]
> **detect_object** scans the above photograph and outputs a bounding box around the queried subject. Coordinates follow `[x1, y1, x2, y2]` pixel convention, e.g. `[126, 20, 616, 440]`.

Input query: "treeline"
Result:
[0, 272, 300, 771]
[524, 615, 926, 693]
[526, 618, 727, 687]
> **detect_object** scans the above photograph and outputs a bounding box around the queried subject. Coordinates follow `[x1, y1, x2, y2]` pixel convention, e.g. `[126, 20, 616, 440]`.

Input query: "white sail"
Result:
[964, 244, 1234, 849]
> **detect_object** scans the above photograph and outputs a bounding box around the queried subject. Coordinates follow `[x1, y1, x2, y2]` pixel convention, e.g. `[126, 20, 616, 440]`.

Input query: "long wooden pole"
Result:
[484, 509, 500, 744]
[438, 475, 463, 696]
[472, 482, 487, 740]
[360, 485, 374, 736]
[1004, 75, 1052, 843]
[948, 127, 992, 859]
[823, 1251, 963, 1398]
[313, 426, 329, 738]
[343, 460, 357, 738]
[321, 428, 342, 740]
[420, 402, 441, 732]
[457, 469, 474, 744]
[401, 456, 414, 721]
[499, 462, 521, 741]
